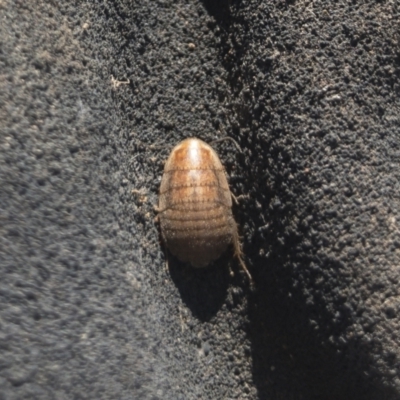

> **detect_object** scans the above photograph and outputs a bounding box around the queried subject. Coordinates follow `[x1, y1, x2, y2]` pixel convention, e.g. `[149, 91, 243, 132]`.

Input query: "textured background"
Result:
[1, 0, 400, 399]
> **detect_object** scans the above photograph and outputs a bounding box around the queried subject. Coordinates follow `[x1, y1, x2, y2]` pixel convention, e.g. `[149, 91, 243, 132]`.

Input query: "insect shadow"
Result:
[200, 0, 232, 27]
[167, 251, 231, 322]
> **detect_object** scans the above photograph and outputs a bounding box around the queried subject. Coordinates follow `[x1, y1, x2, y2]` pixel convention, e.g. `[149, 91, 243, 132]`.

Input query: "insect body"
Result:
[158, 138, 252, 283]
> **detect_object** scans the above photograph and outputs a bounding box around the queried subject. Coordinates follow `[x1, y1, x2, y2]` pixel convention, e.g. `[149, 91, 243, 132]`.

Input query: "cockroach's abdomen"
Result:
[158, 138, 237, 267]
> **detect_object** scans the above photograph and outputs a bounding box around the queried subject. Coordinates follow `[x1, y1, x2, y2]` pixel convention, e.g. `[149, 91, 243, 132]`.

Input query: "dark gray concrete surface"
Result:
[1, 0, 399, 399]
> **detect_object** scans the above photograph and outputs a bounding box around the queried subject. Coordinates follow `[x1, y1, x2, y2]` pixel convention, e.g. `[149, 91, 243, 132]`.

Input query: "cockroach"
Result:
[158, 137, 252, 284]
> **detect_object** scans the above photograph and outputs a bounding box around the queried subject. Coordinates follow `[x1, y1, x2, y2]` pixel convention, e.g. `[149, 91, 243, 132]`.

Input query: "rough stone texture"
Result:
[0, 0, 399, 399]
